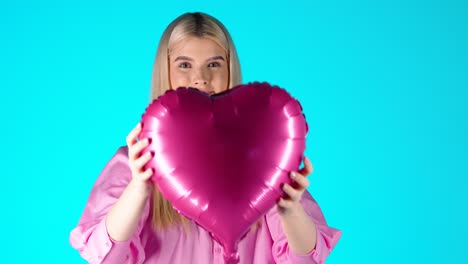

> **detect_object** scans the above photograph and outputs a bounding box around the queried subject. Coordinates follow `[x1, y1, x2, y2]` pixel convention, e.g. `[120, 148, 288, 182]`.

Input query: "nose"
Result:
[193, 80, 212, 95]
[193, 80, 208, 86]
[191, 69, 211, 93]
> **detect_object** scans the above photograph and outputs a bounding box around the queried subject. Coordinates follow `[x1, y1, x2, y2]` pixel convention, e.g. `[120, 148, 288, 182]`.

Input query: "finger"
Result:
[129, 138, 151, 160]
[140, 167, 154, 181]
[134, 151, 153, 169]
[277, 197, 295, 208]
[298, 156, 313, 176]
[126, 122, 142, 147]
[290, 171, 310, 190]
[282, 183, 302, 202]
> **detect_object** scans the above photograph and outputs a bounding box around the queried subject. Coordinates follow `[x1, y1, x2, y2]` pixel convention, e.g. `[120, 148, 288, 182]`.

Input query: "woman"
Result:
[70, 12, 341, 264]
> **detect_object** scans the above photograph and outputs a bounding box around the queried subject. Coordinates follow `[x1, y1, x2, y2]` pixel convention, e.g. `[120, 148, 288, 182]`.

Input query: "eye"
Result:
[208, 62, 221, 67]
[179, 62, 191, 68]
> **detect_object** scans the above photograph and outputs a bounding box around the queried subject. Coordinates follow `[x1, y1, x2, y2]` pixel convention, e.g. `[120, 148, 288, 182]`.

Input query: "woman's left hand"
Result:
[277, 156, 313, 216]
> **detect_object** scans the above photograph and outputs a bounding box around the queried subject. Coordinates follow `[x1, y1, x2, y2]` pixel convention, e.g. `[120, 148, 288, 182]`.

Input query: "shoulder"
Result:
[108, 145, 130, 173]
[106, 145, 129, 165]
[93, 145, 131, 186]
[116, 145, 129, 158]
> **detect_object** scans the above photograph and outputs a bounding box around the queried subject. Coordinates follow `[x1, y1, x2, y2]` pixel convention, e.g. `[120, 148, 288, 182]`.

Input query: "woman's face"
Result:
[169, 37, 229, 95]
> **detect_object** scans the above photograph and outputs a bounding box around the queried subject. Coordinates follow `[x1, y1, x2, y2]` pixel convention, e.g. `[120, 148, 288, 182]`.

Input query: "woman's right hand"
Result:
[126, 122, 154, 197]
[105, 122, 154, 242]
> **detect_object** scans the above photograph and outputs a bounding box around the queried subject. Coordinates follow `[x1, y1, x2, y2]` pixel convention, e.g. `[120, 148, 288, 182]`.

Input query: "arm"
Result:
[266, 157, 342, 264]
[278, 201, 317, 255]
[106, 122, 154, 242]
[70, 123, 154, 264]
[70, 146, 151, 264]
[105, 175, 152, 242]
[266, 191, 342, 264]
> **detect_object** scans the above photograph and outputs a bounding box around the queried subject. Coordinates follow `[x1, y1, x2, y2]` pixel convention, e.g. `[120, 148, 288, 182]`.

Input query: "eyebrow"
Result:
[173, 55, 225, 62]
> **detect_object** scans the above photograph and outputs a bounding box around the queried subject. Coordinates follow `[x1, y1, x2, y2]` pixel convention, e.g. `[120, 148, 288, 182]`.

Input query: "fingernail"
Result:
[290, 172, 296, 178]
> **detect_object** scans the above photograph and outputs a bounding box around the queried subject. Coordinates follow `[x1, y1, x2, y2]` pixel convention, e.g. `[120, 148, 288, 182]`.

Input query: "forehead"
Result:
[169, 37, 226, 58]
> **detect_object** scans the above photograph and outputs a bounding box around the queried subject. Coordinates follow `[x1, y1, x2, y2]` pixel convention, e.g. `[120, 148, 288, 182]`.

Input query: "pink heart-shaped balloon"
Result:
[139, 82, 308, 263]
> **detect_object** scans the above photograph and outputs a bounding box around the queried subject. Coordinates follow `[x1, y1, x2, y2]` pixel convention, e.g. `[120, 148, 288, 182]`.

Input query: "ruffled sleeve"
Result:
[69, 146, 150, 264]
[265, 190, 341, 264]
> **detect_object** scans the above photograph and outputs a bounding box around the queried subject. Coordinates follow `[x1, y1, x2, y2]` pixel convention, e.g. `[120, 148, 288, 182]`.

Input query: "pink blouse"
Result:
[69, 146, 341, 263]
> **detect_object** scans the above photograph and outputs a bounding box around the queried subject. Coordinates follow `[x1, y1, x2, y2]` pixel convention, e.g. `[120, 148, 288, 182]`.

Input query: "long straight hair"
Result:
[149, 12, 249, 232]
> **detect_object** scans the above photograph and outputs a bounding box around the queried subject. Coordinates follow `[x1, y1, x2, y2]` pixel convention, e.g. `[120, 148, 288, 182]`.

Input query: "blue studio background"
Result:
[2, 0, 467, 263]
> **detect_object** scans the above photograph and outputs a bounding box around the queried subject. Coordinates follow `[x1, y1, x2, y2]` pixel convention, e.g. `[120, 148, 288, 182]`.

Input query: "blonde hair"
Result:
[149, 12, 261, 233]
